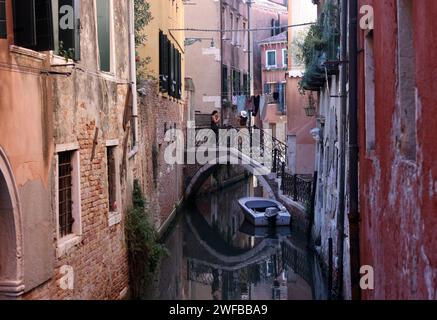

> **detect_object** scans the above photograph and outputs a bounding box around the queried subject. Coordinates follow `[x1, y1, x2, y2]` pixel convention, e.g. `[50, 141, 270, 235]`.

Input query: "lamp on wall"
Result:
[304, 93, 316, 117]
[184, 38, 215, 48]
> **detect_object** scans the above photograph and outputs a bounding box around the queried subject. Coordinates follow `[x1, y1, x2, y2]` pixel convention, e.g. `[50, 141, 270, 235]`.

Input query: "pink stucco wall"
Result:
[358, 0, 437, 299]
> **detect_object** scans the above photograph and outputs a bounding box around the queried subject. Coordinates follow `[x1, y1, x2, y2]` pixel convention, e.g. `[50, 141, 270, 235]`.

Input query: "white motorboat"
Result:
[238, 197, 291, 227]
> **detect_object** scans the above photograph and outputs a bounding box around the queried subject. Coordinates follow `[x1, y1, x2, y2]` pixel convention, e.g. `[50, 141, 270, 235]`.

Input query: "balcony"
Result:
[298, 0, 340, 93]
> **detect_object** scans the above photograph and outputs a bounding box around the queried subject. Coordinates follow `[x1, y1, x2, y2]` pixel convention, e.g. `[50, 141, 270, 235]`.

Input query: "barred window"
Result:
[58, 151, 74, 238]
[107, 146, 117, 212]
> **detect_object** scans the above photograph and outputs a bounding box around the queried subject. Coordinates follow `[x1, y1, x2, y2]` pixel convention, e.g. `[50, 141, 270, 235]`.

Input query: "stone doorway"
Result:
[0, 149, 23, 299]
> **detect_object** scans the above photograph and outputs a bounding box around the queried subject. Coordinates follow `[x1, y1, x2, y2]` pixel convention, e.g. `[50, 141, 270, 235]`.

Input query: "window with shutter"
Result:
[13, 0, 36, 48]
[13, 0, 54, 51]
[160, 32, 169, 93]
[159, 31, 182, 99]
[96, 0, 110, 72]
[243, 74, 248, 95]
[159, 31, 164, 90]
[222, 64, 228, 101]
[0, 0, 6, 39]
[169, 43, 174, 96]
[177, 50, 181, 99]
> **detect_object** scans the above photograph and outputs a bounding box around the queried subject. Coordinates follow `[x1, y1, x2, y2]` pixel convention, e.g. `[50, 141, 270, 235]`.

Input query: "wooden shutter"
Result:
[0, 0, 6, 38]
[222, 65, 228, 100]
[172, 45, 177, 98]
[177, 50, 181, 99]
[59, 0, 81, 60]
[33, 0, 54, 51]
[168, 42, 174, 96]
[13, 0, 54, 51]
[159, 30, 164, 90]
[13, 0, 37, 48]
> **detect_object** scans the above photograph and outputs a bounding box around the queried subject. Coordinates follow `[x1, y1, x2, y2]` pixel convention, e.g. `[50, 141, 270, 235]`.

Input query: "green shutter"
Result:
[96, 0, 110, 71]
[0, 0, 6, 38]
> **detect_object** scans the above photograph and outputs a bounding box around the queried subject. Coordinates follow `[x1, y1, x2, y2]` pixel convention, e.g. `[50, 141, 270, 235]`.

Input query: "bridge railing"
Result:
[280, 169, 313, 206]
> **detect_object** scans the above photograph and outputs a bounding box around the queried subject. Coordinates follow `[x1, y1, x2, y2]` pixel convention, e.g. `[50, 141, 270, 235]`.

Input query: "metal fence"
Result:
[281, 170, 313, 206]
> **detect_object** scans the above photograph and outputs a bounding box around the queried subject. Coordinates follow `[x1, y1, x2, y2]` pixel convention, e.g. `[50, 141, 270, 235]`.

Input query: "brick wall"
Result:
[24, 117, 129, 300]
[136, 80, 188, 230]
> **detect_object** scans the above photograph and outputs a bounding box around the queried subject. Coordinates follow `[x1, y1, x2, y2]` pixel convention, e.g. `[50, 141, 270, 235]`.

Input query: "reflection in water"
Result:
[150, 166, 314, 300]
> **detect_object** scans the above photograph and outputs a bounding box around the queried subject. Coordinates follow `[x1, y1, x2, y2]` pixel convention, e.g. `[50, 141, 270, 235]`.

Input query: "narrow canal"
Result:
[147, 166, 318, 300]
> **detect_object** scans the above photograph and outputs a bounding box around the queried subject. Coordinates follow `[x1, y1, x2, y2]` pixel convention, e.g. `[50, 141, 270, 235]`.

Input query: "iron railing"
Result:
[281, 169, 313, 206]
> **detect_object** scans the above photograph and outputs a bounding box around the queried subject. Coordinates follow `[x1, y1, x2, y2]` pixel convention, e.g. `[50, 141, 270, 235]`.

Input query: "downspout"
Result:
[247, 1, 253, 96]
[247, 1, 252, 137]
[220, 0, 224, 127]
[348, 0, 361, 300]
[336, 0, 348, 300]
[129, 0, 139, 158]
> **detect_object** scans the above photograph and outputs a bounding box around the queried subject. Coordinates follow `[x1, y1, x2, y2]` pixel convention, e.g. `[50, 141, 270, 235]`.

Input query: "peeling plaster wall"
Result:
[313, 76, 342, 276]
[0, 6, 55, 294]
[358, 0, 437, 299]
[23, 1, 131, 299]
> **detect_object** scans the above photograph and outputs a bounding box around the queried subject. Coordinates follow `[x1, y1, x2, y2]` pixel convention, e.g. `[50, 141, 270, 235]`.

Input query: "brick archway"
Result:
[0, 147, 24, 299]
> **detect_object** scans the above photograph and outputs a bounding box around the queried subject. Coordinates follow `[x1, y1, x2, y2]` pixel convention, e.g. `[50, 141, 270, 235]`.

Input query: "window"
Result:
[57, 148, 80, 239]
[96, 0, 112, 72]
[271, 18, 280, 36]
[242, 21, 247, 51]
[264, 83, 271, 94]
[243, 74, 248, 95]
[397, 0, 416, 160]
[58, 151, 73, 238]
[107, 146, 117, 212]
[230, 13, 234, 44]
[232, 69, 241, 95]
[278, 83, 286, 113]
[222, 6, 228, 40]
[0, 0, 6, 38]
[11, 1, 81, 58]
[266, 50, 277, 68]
[222, 64, 229, 101]
[13, 0, 54, 51]
[159, 30, 182, 99]
[364, 33, 376, 154]
[282, 48, 288, 68]
[55, 0, 81, 60]
[236, 17, 240, 46]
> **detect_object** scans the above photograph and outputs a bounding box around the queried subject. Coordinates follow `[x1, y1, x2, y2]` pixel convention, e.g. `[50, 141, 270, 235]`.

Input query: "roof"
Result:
[252, 0, 288, 14]
[259, 31, 287, 45]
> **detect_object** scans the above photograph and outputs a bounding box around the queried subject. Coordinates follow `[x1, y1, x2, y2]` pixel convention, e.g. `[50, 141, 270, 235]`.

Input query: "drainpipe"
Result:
[348, 0, 361, 300]
[128, 0, 139, 158]
[247, 1, 253, 141]
[220, 0, 224, 127]
[336, 0, 348, 300]
[247, 1, 253, 96]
